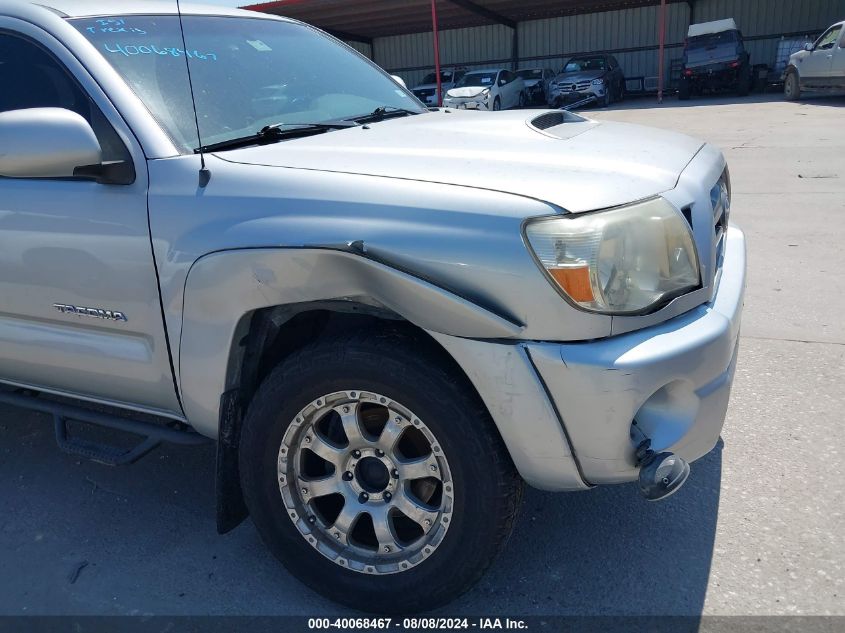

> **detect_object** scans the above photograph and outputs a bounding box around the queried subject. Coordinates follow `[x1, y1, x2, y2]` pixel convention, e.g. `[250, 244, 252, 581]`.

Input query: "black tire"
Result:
[492, 96, 501, 111]
[239, 328, 524, 613]
[678, 80, 691, 101]
[602, 90, 612, 108]
[737, 69, 751, 97]
[518, 91, 527, 108]
[784, 70, 801, 101]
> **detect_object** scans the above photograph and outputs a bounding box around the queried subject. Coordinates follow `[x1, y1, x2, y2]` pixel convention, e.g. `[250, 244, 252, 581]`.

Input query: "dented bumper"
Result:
[431, 226, 746, 490]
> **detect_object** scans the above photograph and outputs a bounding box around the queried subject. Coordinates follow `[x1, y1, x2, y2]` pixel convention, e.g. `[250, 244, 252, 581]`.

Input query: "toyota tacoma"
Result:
[0, 0, 746, 613]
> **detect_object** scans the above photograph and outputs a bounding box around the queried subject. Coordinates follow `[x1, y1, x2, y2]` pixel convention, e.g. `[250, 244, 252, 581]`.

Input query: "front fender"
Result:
[179, 247, 523, 436]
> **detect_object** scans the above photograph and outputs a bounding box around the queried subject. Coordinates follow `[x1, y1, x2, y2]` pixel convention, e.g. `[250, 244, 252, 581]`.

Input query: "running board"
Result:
[0, 389, 209, 466]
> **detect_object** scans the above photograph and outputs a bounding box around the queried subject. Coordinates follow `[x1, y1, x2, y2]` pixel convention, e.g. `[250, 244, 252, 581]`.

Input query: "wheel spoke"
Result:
[306, 433, 345, 467]
[377, 417, 407, 454]
[396, 453, 440, 481]
[301, 474, 342, 499]
[332, 500, 364, 538]
[336, 403, 366, 446]
[369, 506, 403, 554]
[393, 488, 439, 531]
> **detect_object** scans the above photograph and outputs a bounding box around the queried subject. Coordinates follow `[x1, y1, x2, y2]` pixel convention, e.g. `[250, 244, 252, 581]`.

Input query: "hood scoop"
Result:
[529, 110, 585, 131]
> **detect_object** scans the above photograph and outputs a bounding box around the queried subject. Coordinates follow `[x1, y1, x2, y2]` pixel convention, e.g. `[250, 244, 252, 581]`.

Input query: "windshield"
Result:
[517, 69, 543, 79]
[563, 57, 606, 73]
[72, 16, 425, 152]
[455, 71, 497, 88]
[687, 31, 739, 50]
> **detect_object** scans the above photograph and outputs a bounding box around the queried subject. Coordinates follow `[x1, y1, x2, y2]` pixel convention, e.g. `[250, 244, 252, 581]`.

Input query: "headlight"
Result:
[591, 78, 605, 86]
[525, 198, 700, 314]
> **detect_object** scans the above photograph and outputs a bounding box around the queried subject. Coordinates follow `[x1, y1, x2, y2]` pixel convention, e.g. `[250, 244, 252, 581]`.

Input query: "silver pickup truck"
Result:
[0, 0, 746, 613]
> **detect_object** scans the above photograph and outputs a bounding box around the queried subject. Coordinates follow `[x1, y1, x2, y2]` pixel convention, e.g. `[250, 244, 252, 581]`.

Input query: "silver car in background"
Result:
[517, 67, 555, 105]
[0, 0, 745, 614]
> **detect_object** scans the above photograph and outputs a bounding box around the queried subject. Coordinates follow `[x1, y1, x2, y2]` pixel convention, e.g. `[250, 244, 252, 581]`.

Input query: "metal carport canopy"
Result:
[241, 0, 684, 42]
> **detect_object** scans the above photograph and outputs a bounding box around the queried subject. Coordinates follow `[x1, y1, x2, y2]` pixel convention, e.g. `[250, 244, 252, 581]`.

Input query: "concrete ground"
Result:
[1, 94, 843, 617]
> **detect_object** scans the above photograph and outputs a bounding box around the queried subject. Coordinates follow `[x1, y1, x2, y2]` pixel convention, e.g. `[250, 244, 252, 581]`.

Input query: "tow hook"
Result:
[635, 438, 690, 502]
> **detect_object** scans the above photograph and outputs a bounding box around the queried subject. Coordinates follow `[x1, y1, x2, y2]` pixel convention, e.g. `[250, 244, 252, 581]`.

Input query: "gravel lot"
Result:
[1, 93, 843, 617]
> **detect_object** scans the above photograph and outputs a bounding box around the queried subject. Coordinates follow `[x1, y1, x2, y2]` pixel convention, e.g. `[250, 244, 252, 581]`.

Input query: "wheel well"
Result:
[229, 301, 481, 414]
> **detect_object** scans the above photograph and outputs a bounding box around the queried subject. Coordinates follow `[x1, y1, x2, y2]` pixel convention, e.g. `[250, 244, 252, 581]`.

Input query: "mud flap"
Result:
[216, 390, 249, 534]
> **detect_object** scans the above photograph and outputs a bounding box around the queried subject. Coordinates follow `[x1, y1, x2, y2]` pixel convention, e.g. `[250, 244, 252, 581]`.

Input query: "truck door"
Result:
[0, 29, 182, 416]
[802, 24, 841, 84]
[834, 27, 845, 85]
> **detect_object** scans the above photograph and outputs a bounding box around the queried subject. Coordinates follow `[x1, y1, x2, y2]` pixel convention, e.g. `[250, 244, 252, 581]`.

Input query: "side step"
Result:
[0, 389, 209, 466]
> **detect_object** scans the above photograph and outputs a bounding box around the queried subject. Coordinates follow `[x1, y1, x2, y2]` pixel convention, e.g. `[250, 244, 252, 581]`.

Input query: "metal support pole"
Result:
[512, 26, 519, 70]
[657, 0, 667, 103]
[431, 0, 443, 106]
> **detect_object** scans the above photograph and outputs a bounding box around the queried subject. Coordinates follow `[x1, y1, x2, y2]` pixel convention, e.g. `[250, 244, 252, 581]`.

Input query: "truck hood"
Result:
[216, 110, 704, 213]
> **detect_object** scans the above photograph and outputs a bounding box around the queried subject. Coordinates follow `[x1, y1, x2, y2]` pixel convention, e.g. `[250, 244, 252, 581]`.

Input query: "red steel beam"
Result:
[657, 0, 666, 103]
[431, 0, 443, 106]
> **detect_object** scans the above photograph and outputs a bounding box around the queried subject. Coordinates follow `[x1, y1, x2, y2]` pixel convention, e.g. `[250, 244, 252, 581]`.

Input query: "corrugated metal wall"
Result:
[374, 24, 514, 87]
[518, 3, 689, 80]
[373, 0, 844, 89]
[346, 40, 374, 59]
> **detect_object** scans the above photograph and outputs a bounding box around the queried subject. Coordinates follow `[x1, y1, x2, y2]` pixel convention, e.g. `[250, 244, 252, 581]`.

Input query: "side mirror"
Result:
[391, 75, 407, 88]
[498, 79, 507, 86]
[0, 108, 102, 179]
[804, 42, 814, 51]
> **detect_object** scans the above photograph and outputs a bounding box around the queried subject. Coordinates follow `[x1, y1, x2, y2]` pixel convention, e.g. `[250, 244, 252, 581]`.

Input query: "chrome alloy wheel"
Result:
[278, 390, 454, 574]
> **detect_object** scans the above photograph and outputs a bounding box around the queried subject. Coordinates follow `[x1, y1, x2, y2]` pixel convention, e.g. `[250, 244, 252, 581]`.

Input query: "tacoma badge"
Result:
[53, 303, 128, 322]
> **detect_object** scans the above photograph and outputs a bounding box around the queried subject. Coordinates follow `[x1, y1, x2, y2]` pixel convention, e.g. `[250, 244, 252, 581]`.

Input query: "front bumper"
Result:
[442, 96, 491, 110]
[430, 225, 745, 491]
[550, 85, 606, 105]
[529, 226, 746, 484]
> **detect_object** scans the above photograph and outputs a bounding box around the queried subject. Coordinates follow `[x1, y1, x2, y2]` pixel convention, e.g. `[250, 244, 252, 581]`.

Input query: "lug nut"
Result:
[359, 492, 369, 503]
[384, 491, 392, 501]
[391, 469, 399, 479]
[375, 449, 385, 457]
[342, 471, 354, 481]
[352, 449, 361, 458]
[308, 515, 316, 524]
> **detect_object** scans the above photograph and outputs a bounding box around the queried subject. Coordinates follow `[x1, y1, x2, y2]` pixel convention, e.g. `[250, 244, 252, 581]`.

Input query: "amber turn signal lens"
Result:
[549, 266, 594, 303]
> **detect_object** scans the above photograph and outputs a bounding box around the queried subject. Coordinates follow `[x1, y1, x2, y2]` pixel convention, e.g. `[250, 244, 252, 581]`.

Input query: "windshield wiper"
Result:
[196, 122, 355, 154]
[346, 106, 419, 124]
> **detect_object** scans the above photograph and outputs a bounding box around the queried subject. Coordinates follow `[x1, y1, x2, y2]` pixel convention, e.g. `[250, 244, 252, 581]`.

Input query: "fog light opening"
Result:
[634, 435, 690, 502]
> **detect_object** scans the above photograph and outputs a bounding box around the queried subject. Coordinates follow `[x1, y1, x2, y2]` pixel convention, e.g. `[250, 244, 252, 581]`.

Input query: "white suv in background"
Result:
[784, 20, 845, 99]
[442, 69, 525, 110]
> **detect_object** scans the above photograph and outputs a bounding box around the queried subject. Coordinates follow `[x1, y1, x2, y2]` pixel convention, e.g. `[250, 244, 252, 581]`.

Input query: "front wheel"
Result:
[518, 91, 527, 108]
[784, 70, 801, 101]
[239, 328, 524, 613]
[492, 96, 501, 111]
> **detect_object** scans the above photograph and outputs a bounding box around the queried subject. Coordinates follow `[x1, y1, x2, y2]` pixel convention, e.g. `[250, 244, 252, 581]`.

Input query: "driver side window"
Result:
[816, 26, 841, 50]
[0, 32, 129, 163]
